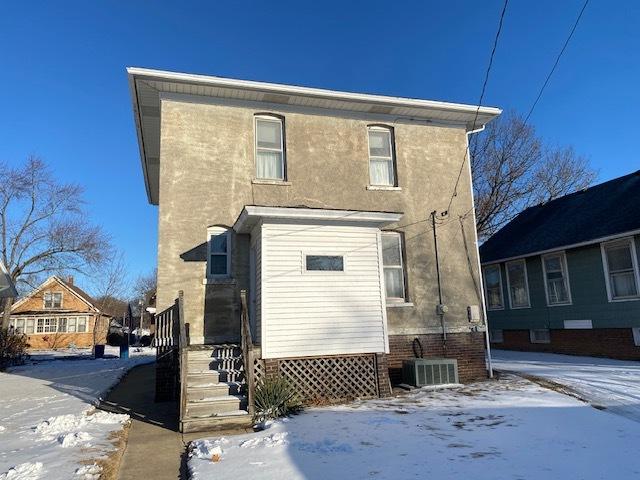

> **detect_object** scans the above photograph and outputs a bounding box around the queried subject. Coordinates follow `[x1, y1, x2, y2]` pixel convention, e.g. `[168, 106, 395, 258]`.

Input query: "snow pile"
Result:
[58, 432, 93, 448]
[189, 375, 640, 480]
[74, 464, 102, 479]
[0, 351, 154, 479]
[239, 432, 288, 448]
[0, 462, 43, 480]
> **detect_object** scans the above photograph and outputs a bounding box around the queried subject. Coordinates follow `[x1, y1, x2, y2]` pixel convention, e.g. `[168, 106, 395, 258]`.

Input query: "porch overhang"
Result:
[233, 206, 403, 233]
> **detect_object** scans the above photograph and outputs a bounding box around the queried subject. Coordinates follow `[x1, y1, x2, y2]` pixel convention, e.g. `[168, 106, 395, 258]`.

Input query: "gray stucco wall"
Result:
[157, 96, 484, 344]
[486, 235, 640, 330]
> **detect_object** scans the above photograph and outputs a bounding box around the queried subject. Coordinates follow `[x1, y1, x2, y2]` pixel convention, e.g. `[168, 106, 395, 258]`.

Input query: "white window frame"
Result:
[206, 226, 232, 280]
[381, 231, 407, 303]
[541, 251, 572, 306]
[254, 115, 285, 181]
[77, 316, 88, 333]
[489, 329, 504, 343]
[506, 259, 531, 309]
[302, 252, 346, 274]
[600, 237, 640, 302]
[367, 126, 397, 187]
[482, 264, 504, 310]
[530, 329, 551, 344]
[44, 291, 63, 309]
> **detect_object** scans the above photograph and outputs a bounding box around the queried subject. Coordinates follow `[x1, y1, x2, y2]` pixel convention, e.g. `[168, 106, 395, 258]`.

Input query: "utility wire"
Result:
[446, 0, 510, 214]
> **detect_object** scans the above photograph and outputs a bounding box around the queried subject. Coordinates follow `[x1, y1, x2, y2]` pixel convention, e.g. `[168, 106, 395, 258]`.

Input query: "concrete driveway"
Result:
[492, 349, 640, 423]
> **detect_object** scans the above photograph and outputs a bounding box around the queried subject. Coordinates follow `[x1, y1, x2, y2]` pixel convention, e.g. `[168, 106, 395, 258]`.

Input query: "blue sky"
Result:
[0, 0, 638, 292]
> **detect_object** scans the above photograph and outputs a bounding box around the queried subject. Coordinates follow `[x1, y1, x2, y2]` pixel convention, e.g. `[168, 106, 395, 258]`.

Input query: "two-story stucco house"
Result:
[128, 67, 501, 431]
[481, 171, 640, 359]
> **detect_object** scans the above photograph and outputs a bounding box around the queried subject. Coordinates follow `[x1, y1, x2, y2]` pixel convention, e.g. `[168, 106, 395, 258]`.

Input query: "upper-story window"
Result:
[255, 115, 285, 180]
[368, 126, 396, 187]
[483, 264, 504, 310]
[44, 291, 62, 309]
[506, 259, 530, 308]
[382, 232, 406, 301]
[542, 252, 571, 305]
[207, 226, 231, 279]
[601, 238, 640, 301]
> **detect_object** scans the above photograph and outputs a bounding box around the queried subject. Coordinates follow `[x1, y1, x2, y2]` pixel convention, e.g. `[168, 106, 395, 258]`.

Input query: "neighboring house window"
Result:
[255, 115, 285, 180]
[44, 318, 57, 333]
[633, 328, 640, 347]
[25, 318, 35, 334]
[58, 318, 67, 333]
[483, 264, 504, 310]
[542, 252, 571, 305]
[305, 255, 345, 272]
[489, 329, 504, 343]
[368, 126, 396, 186]
[77, 317, 88, 333]
[530, 329, 551, 344]
[68, 317, 77, 333]
[506, 259, 530, 308]
[207, 227, 231, 278]
[601, 238, 640, 300]
[10, 318, 25, 334]
[44, 292, 62, 309]
[37, 318, 44, 333]
[381, 232, 406, 301]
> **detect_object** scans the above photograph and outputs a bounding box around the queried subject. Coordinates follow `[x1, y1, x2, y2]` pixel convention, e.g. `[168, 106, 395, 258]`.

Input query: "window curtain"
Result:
[370, 159, 394, 186]
[256, 151, 283, 179]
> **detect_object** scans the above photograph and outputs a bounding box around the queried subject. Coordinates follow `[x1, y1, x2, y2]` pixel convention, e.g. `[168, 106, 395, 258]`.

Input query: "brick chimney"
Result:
[67, 276, 74, 286]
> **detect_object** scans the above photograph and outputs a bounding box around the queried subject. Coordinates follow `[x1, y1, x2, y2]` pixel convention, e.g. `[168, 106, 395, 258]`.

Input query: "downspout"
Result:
[431, 211, 447, 345]
[465, 125, 494, 379]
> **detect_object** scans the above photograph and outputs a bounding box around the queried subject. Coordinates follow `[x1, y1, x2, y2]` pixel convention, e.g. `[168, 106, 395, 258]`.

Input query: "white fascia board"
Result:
[234, 206, 402, 233]
[481, 228, 640, 265]
[126, 67, 502, 119]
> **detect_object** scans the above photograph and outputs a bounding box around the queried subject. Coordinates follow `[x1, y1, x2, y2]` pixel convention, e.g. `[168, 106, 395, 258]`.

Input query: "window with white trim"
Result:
[542, 252, 571, 305]
[530, 329, 551, 344]
[381, 232, 406, 301]
[483, 264, 504, 310]
[506, 259, 530, 308]
[77, 317, 87, 333]
[368, 126, 396, 186]
[207, 226, 231, 279]
[44, 291, 62, 309]
[633, 328, 640, 347]
[255, 115, 285, 180]
[25, 318, 35, 334]
[489, 329, 504, 343]
[602, 238, 640, 300]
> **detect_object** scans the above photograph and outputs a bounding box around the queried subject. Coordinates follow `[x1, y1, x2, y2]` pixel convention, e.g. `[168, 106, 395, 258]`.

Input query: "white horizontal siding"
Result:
[261, 220, 388, 358]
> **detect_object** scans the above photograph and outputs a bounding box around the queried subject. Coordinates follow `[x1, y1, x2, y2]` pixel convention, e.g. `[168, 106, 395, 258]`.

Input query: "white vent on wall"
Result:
[564, 320, 593, 329]
[467, 305, 481, 322]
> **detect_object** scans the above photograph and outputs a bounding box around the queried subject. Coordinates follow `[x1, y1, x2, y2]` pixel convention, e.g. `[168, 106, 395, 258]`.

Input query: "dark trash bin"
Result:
[94, 344, 105, 358]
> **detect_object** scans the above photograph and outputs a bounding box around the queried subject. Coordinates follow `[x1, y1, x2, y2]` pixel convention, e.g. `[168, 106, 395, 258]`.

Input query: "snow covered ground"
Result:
[0, 348, 154, 479]
[492, 349, 640, 423]
[188, 375, 640, 480]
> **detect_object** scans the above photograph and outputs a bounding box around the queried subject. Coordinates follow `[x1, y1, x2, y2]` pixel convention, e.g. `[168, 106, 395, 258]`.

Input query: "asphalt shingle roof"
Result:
[479, 170, 640, 263]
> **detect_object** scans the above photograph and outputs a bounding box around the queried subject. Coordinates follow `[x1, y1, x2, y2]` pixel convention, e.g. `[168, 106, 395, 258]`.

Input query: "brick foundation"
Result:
[493, 328, 640, 360]
[388, 332, 487, 384]
[375, 353, 392, 397]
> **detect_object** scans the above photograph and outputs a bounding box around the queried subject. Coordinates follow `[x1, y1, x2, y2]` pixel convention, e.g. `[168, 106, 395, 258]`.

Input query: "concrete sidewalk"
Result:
[104, 363, 188, 479]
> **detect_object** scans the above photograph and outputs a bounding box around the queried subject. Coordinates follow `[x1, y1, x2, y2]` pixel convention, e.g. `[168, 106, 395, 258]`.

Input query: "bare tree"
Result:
[0, 157, 112, 327]
[471, 111, 597, 240]
[131, 268, 156, 329]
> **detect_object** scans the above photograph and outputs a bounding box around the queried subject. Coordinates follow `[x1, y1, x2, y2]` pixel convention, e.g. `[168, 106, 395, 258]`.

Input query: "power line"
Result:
[446, 0, 510, 214]
[522, 0, 590, 125]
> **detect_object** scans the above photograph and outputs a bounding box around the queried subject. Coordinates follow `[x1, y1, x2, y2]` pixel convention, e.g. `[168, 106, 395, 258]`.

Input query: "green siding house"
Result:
[480, 170, 640, 359]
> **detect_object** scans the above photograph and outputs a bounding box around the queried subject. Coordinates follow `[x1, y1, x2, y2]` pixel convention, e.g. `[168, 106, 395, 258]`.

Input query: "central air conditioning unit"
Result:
[402, 358, 459, 387]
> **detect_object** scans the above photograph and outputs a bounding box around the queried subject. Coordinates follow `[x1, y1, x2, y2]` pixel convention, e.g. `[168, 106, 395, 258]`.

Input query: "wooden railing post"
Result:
[240, 289, 255, 416]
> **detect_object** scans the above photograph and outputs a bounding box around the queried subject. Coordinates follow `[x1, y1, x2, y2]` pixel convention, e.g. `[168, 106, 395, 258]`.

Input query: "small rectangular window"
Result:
[602, 239, 640, 300]
[506, 259, 530, 308]
[68, 317, 77, 333]
[26, 318, 35, 334]
[633, 328, 640, 347]
[77, 317, 87, 333]
[368, 127, 396, 186]
[37, 318, 44, 333]
[255, 116, 285, 180]
[382, 232, 406, 301]
[489, 329, 504, 343]
[305, 255, 344, 271]
[13, 318, 25, 334]
[543, 252, 571, 305]
[58, 318, 67, 333]
[530, 329, 551, 344]
[483, 264, 504, 310]
[44, 292, 62, 309]
[44, 318, 57, 333]
[207, 227, 231, 278]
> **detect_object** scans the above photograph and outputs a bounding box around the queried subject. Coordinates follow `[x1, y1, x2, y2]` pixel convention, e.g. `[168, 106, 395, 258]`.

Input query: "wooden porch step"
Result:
[188, 357, 243, 371]
[180, 411, 251, 433]
[188, 346, 241, 359]
[184, 395, 246, 418]
[186, 371, 220, 384]
[186, 382, 242, 401]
